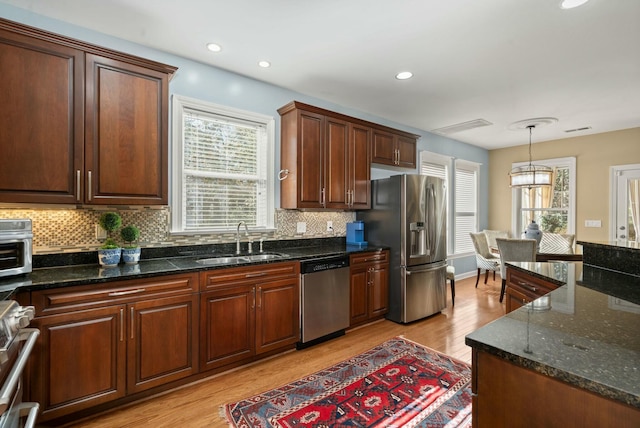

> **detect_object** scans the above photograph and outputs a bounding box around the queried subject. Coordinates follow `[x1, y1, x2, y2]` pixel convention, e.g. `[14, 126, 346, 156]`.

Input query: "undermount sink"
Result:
[196, 256, 249, 265]
[196, 253, 288, 266]
[246, 253, 287, 261]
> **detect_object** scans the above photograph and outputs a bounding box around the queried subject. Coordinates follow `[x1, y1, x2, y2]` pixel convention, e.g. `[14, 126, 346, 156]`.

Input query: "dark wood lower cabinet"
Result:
[349, 250, 389, 327]
[128, 294, 199, 394]
[29, 306, 127, 421]
[199, 262, 300, 372]
[26, 273, 199, 423]
[472, 349, 640, 427]
[505, 266, 559, 313]
[26, 264, 301, 423]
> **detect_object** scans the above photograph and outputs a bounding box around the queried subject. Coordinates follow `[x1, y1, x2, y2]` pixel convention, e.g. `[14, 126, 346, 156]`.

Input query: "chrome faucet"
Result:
[236, 221, 249, 255]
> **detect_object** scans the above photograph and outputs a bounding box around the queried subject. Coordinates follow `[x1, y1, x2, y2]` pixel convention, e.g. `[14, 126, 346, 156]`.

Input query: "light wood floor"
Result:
[66, 274, 504, 428]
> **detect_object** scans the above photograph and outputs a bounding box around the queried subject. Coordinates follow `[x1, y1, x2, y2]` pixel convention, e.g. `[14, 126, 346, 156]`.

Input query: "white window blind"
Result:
[421, 162, 447, 180]
[171, 96, 275, 233]
[455, 162, 479, 254]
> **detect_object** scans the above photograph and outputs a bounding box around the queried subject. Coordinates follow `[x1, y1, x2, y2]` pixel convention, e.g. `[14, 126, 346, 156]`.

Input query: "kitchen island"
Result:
[466, 260, 640, 427]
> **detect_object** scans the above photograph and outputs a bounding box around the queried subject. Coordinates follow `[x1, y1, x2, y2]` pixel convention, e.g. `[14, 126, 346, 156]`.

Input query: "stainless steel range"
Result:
[0, 301, 39, 428]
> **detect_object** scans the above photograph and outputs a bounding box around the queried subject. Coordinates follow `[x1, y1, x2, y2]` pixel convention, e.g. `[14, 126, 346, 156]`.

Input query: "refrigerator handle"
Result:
[426, 185, 434, 255]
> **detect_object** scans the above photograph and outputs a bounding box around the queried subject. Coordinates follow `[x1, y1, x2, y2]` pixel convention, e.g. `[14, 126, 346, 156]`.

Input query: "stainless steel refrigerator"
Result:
[357, 174, 447, 323]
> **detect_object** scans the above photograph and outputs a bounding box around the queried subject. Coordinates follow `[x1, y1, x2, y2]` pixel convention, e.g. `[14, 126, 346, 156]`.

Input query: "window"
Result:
[454, 160, 479, 254]
[420, 151, 480, 255]
[171, 95, 275, 233]
[511, 157, 576, 236]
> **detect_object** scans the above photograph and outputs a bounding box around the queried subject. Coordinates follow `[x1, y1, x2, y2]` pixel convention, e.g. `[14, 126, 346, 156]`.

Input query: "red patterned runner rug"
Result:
[222, 336, 472, 427]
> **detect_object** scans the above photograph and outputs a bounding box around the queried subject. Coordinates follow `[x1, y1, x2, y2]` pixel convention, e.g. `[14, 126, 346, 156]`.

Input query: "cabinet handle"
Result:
[516, 281, 537, 293]
[321, 187, 326, 207]
[87, 170, 92, 201]
[278, 169, 289, 181]
[119, 308, 124, 342]
[245, 272, 266, 278]
[76, 170, 81, 202]
[252, 288, 255, 309]
[395, 149, 400, 165]
[108, 288, 146, 297]
[257, 286, 262, 309]
[130, 307, 134, 339]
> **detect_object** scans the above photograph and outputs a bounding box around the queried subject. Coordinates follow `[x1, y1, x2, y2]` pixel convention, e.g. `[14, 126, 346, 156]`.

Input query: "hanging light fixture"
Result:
[508, 119, 556, 188]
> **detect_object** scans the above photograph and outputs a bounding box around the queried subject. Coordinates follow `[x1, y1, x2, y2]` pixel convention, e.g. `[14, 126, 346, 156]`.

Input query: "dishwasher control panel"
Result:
[300, 256, 349, 274]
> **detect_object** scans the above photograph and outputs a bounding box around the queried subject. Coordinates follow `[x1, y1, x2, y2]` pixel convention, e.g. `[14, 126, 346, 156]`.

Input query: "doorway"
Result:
[610, 164, 640, 243]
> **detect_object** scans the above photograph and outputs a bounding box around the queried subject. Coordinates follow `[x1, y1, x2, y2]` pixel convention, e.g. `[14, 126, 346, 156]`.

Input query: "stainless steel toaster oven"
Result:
[0, 220, 32, 280]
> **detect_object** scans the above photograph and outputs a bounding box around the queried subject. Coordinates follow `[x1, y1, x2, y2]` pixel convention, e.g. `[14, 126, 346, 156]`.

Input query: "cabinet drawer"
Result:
[350, 250, 389, 266]
[507, 269, 558, 298]
[32, 272, 198, 316]
[200, 261, 299, 290]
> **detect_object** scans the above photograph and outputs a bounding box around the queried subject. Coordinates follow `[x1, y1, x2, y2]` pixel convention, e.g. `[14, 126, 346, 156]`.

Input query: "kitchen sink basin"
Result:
[196, 256, 249, 265]
[246, 253, 288, 261]
[195, 253, 288, 265]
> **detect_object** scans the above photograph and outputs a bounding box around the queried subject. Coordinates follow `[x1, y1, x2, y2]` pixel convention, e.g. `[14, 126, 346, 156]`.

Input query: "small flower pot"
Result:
[121, 247, 141, 264]
[98, 248, 122, 267]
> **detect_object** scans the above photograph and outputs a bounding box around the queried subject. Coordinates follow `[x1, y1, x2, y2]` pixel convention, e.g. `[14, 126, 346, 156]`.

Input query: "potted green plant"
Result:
[98, 212, 122, 267]
[120, 225, 141, 264]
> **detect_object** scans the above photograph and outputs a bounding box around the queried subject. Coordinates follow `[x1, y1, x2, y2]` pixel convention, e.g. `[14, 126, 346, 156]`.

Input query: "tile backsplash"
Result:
[0, 207, 355, 254]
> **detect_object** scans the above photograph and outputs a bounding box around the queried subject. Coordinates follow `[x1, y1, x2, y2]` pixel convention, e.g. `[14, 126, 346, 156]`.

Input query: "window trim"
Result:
[170, 95, 276, 234]
[510, 156, 576, 237]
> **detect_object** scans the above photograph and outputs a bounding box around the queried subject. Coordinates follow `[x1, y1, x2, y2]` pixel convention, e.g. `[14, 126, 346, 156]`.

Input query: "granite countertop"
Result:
[0, 238, 386, 300]
[465, 261, 640, 409]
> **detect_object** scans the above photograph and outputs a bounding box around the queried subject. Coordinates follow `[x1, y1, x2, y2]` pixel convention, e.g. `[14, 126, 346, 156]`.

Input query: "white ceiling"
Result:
[3, 0, 640, 149]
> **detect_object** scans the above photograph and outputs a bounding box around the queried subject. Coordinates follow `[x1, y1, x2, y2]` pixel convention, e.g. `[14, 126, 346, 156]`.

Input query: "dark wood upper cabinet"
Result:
[278, 101, 417, 210]
[372, 129, 417, 168]
[0, 18, 176, 205]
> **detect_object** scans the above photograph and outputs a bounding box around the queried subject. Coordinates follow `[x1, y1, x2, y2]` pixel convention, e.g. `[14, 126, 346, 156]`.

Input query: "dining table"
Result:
[490, 247, 583, 262]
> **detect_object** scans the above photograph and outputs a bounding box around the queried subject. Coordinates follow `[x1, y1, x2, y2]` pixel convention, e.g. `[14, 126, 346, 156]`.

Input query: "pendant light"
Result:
[509, 124, 553, 188]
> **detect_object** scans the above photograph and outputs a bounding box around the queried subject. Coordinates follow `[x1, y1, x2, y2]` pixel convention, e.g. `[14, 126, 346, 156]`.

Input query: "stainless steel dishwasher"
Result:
[298, 255, 350, 349]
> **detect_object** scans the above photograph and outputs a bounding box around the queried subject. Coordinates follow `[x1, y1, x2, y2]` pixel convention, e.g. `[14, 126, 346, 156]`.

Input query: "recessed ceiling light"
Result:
[258, 60, 271, 68]
[206, 43, 222, 52]
[395, 71, 413, 80]
[560, 0, 589, 9]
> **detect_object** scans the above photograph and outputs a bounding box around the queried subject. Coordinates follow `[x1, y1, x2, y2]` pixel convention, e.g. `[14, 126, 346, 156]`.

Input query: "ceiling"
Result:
[3, 0, 639, 149]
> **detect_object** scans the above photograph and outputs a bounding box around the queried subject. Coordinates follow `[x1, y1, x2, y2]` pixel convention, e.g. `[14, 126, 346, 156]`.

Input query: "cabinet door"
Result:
[200, 285, 255, 371]
[349, 267, 369, 326]
[128, 294, 198, 393]
[349, 123, 371, 209]
[505, 285, 530, 313]
[325, 117, 349, 208]
[85, 53, 169, 205]
[371, 130, 396, 166]
[0, 28, 84, 204]
[396, 135, 417, 168]
[29, 306, 126, 422]
[255, 277, 299, 354]
[297, 110, 325, 208]
[369, 263, 389, 318]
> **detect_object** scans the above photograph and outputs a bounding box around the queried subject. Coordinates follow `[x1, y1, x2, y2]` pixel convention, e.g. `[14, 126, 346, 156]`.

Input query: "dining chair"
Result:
[495, 238, 538, 303]
[469, 232, 501, 288]
[539, 233, 575, 254]
[482, 229, 510, 253]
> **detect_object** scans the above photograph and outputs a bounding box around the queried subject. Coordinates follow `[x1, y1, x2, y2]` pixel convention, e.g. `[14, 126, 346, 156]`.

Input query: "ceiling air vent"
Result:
[431, 119, 492, 135]
[564, 126, 592, 133]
